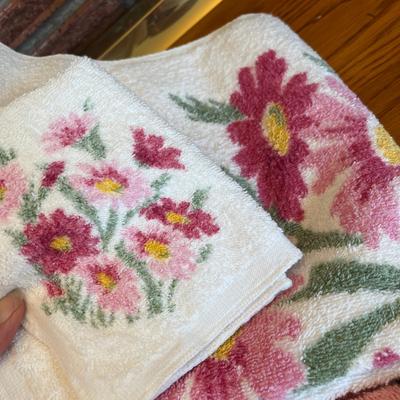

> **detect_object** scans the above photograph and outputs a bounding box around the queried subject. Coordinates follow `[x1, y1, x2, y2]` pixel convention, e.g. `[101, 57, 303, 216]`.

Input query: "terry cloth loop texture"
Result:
[0, 58, 301, 400]
[1, 13, 400, 400]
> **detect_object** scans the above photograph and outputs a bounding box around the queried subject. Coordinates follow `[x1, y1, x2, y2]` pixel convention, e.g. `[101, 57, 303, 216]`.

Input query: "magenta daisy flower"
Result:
[70, 161, 151, 209]
[75, 255, 140, 314]
[228, 50, 318, 221]
[0, 162, 27, 221]
[21, 209, 100, 275]
[141, 197, 219, 239]
[132, 127, 185, 170]
[124, 224, 197, 280]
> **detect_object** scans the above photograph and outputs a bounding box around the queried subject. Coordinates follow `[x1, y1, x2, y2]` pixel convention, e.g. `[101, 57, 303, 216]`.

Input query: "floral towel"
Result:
[1, 13, 400, 399]
[0, 59, 301, 399]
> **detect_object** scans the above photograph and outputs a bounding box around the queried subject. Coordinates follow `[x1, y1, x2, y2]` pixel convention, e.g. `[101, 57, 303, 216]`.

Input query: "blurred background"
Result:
[0, 0, 398, 140]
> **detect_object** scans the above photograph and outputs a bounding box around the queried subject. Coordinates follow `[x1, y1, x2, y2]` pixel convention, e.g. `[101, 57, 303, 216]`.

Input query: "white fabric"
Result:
[0, 56, 300, 399]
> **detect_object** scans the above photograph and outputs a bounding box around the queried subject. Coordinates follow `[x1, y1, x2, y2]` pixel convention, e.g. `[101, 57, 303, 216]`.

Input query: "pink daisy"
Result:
[124, 224, 197, 280]
[75, 255, 140, 314]
[70, 161, 151, 209]
[42, 112, 94, 153]
[305, 77, 400, 247]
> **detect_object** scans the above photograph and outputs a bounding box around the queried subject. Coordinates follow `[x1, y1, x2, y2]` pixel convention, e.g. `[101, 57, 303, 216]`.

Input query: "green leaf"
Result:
[169, 94, 243, 124]
[58, 177, 103, 237]
[221, 168, 362, 253]
[75, 124, 106, 160]
[302, 298, 400, 387]
[19, 183, 39, 223]
[4, 229, 27, 248]
[192, 188, 209, 209]
[102, 208, 118, 250]
[0, 147, 16, 166]
[291, 260, 400, 302]
[221, 167, 260, 205]
[303, 52, 335, 73]
[167, 279, 178, 312]
[268, 208, 362, 253]
[83, 97, 94, 112]
[197, 244, 212, 264]
[115, 242, 163, 315]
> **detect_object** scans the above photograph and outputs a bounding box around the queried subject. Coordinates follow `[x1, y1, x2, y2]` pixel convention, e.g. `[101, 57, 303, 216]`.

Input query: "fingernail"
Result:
[0, 289, 24, 324]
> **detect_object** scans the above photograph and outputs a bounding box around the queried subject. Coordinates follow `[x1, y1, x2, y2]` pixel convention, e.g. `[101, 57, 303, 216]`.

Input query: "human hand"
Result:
[0, 290, 25, 355]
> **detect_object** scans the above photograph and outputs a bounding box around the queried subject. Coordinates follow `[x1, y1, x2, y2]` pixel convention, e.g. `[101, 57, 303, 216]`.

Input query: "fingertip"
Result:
[0, 291, 26, 355]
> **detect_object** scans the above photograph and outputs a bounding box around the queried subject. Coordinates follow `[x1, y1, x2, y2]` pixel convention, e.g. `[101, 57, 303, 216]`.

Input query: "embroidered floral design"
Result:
[75, 255, 140, 314]
[70, 161, 151, 209]
[124, 224, 197, 280]
[169, 49, 400, 396]
[141, 197, 219, 239]
[42, 112, 94, 152]
[21, 209, 100, 275]
[227, 50, 317, 221]
[161, 278, 304, 400]
[132, 127, 185, 169]
[306, 77, 400, 247]
[373, 347, 400, 369]
[5, 100, 219, 326]
[41, 161, 65, 188]
[42, 99, 106, 159]
[0, 162, 27, 221]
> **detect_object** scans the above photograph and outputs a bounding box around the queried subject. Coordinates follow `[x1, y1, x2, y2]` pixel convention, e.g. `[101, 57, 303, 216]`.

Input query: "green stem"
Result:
[58, 177, 104, 239]
[115, 242, 163, 315]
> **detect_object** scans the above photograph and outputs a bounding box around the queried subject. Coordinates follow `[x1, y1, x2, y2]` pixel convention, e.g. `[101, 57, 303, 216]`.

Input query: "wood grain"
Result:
[173, 0, 400, 142]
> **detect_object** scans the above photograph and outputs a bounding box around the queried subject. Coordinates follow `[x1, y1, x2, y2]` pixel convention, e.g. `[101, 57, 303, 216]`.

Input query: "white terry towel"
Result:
[0, 58, 300, 399]
[2, 13, 400, 400]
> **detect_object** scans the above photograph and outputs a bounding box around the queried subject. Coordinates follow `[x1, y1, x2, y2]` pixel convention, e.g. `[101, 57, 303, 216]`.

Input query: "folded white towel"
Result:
[1, 13, 400, 400]
[0, 58, 300, 399]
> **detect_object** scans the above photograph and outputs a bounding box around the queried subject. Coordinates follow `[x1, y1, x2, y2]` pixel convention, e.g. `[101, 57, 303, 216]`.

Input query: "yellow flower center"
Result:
[375, 125, 400, 165]
[144, 239, 170, 260]
[95, 178, 123, 195]
[165, 211, 190, 225]
[0, 186, 6, 201]
[96, 272, 117, 292]
[262, 103, 290, 156]
[50, 235, 72, 252]
[213, 330, 241, 361]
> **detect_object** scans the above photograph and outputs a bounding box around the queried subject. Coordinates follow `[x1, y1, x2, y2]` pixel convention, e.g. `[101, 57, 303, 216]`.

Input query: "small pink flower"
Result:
[373, 347, 400, 369]
[0, 162, 27, 221]
[75, 255, 140, 314]
[41, 161, 65, 188]
[132, 128, 185, 170]
[70, 161, 151, 209]
[124, 224, 197, 280]
[42, 112, 94, 153]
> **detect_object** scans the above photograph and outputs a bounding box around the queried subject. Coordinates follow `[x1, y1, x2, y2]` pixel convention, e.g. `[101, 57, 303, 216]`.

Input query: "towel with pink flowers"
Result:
[0, 59, 301, 399]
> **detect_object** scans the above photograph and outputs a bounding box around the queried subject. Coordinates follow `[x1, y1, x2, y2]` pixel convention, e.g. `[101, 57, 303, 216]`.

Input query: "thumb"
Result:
[0, 289, 25, 355]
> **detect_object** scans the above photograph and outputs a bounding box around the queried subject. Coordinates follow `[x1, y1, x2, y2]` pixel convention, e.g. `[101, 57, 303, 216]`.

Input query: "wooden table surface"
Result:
[173, 0, 400, 143]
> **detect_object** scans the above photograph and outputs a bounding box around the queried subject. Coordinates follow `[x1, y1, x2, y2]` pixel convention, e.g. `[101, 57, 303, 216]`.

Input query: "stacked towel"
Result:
[1, 13, 400, 400]
[0, 58, 300, 399]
